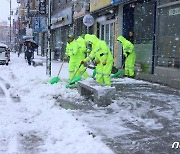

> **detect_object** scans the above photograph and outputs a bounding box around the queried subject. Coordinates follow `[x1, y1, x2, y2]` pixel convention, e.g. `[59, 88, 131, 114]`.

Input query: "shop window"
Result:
[134, 1, 154, 44]
[159, 0, 179, 5]
[99, 22, 114, 56]
[156, 4, 180, 68]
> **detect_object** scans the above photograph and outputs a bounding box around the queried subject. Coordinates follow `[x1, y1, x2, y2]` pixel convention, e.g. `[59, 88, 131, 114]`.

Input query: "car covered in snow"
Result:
[0, 43, 10, 65]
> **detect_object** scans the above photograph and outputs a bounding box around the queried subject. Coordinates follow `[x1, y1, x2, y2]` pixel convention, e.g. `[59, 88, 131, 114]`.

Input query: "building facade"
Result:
[51, 0, 73, 60]
[88, 0, 179, 89]
[13, 0, 179, 88]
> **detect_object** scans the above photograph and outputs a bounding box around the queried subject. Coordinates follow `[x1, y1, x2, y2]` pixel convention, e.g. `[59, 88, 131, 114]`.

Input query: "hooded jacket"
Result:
[84, 34, 113, 63]
[66, 40, 80, 62]
[117, 36, 134, 57]
[76, 37, 87, 60]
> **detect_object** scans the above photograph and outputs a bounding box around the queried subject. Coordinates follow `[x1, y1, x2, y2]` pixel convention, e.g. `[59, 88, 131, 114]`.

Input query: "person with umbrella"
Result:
[24, 39, 38, 65]
[25, 42, 34, 65]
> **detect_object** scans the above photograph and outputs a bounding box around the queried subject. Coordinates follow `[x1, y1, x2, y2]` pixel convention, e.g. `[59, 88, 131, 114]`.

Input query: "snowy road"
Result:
[1, 53, 180, 154]
[0, 53, 113, 153]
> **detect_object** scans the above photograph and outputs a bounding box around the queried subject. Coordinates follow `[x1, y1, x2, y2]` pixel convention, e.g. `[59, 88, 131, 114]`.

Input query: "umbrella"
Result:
[24, 39, 38, 49]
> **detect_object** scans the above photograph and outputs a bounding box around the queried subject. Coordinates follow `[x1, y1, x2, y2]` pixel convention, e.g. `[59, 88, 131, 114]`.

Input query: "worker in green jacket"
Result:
[65, 35, 81, 80]
[117, 36, 136, 77]
[76, 36, 89, 79]
[81, 34, 113, 86]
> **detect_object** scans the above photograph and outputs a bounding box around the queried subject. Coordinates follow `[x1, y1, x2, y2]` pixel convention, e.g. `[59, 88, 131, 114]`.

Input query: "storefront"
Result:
[73, 1, 90, 37]
[113, 0, 155, 72]
[156, 0, 180, 69]
[51, 7, 73, 60]
[90, 0, 118, 69]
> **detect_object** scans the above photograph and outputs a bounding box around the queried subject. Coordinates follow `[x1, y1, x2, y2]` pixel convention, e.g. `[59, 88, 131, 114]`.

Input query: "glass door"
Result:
[99, 21, 114, 56]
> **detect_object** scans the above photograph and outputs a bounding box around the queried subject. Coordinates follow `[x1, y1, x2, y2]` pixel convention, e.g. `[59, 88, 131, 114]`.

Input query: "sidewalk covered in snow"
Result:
[0, 53, 180, 153]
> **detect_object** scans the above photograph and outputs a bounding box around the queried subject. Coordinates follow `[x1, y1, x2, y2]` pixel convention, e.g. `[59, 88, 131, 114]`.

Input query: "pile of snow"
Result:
[0, 53, 113, 153]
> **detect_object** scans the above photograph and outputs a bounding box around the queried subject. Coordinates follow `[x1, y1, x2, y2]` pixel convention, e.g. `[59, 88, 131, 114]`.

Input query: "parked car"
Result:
[0, 43, 10, 65]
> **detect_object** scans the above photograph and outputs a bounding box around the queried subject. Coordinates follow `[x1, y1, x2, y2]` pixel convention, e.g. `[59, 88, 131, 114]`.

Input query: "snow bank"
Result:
[0, 53, 113, 153]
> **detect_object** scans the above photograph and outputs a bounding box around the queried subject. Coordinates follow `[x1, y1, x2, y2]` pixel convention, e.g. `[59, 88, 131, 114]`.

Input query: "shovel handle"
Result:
[69, 63, 82, 83]
[57, 60, 64, 76]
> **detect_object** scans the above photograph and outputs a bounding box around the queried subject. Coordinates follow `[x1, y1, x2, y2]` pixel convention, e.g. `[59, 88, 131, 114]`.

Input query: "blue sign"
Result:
[112, 0, 127, 5]
[33, 17, 47, 32]
[33, 17, 40, 32]
[39, 17, 47, 32]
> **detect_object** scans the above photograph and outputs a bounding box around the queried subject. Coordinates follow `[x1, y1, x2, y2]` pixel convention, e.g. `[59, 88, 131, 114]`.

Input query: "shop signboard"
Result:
[39, 17, 47, 32]
[112, 0, 128, 5]
[39, 0, 46, 15]
[90, 0, 111, 12]
[169, 7, 180, 16]
[51, 7, 72, 30]
[33, 17, 47, 32]
[33, 17, 40, 32]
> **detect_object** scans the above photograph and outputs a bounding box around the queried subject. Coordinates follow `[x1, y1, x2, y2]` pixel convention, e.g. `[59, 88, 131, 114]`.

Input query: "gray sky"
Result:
[0, 0, 18, 23]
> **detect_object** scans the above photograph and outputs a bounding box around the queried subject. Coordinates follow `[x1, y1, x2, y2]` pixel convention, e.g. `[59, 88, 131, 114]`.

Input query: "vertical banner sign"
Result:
[39, 0, 46, 15]
[33, 17, 40, 32]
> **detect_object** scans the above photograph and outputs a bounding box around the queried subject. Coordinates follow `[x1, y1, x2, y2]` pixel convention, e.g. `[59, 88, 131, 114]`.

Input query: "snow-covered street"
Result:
[0, 53, 180, 154]
[0, 53, 113, 153]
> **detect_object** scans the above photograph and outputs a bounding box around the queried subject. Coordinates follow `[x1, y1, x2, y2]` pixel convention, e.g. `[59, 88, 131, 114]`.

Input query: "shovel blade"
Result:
[66, 76, 82, 88]
[92, 68, 96, 78]
[111, 70, 123, 78]
[70, 76, 82, 84]
[50, 77, 60, 84]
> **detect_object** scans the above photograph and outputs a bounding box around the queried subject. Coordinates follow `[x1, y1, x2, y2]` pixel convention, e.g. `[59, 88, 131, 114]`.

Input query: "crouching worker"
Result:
[76, 35, 89, 79]
[81, 34, 113, 86]
[117, 36, 136, 78]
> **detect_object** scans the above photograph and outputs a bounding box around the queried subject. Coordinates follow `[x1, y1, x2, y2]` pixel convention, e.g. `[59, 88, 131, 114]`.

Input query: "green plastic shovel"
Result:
[66, 64, 82, 88]
[111, 62, 125, 78]
[111, 70, 123, 78]
[66, 64, 89, 88]
[50, 60, 64, 84]
[92, 67, 96, 78]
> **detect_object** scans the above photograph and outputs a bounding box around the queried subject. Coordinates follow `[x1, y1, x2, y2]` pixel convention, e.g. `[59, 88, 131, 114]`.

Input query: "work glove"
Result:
[102, 61, 106, 66]
[81, 61, 85, 65]
[95, 60, 100, 65]
[86, 49, 91, 53]
[64, 53, 68, 58]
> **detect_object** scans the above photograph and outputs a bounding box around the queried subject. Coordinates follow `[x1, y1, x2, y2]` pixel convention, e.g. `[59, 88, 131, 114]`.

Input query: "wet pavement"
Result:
[57, 78, 180, 154]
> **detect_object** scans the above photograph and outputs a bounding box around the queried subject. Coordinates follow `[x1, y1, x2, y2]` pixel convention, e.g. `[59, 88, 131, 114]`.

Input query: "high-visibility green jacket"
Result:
[76, 37, 87, 60]
[84, 34, 113, 63]
[117, 36, 134, 57]
[65, 40, 80, 62]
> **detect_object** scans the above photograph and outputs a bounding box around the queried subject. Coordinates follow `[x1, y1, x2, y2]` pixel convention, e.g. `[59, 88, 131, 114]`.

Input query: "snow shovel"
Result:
[66, 64, 88, 88]
[111, 62, 125, 78]
[92, 67, 96, 78]
[66, 64, 82, 88]
[50, 60, 64, 84]
[111, 70, 124, 78]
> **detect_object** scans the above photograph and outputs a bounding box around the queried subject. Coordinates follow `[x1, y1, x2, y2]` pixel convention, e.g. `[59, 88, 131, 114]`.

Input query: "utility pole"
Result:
[46, 0, 51, 76]
[10, 0, 12, 47]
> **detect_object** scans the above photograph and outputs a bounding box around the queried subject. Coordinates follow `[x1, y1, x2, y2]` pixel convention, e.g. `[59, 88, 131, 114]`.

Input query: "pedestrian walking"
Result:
[26, 42, 34, 65]
[117, 36, 136, 78]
